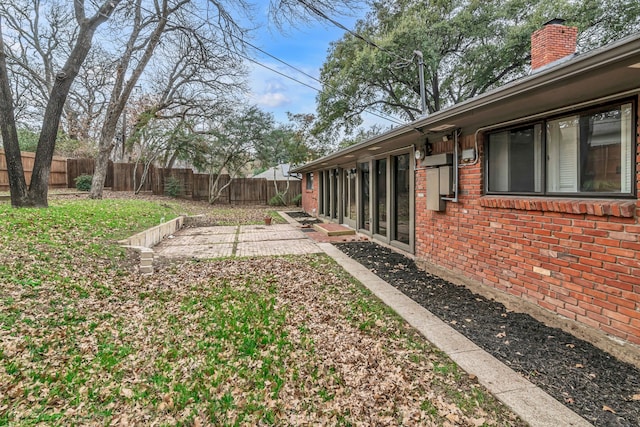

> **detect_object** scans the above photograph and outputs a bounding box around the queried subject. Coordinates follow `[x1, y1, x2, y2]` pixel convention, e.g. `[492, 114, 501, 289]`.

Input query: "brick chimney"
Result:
[531, 19, 578, 70]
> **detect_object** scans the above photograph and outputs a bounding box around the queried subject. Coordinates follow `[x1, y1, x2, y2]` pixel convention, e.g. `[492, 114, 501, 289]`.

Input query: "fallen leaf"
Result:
[575, 364, 584, 368]
[632, 394, 640, 401]
[121, 388, 134, 398]
[603, 405, 616, 414]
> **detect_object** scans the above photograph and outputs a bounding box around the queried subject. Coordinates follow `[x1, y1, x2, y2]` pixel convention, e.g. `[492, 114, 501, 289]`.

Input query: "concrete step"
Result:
[313, 223, 356, 236]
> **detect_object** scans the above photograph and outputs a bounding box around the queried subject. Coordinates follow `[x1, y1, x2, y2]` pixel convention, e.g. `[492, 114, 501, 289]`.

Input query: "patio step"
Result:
[313, 223, 356, 236]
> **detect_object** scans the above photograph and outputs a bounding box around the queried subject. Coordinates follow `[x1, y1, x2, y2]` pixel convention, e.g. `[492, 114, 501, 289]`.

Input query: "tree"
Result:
[192, 106, 274, 204]
[0, 1, 121, 207]
[0, 17, 26, 204]
[123, 25, 246, 167]
[88, 0, 362, 198]
[315, 0, 640, 138]
[89, 0, 194, 199]
[128, 114, 205, 194]
[0, 0, 365, 206]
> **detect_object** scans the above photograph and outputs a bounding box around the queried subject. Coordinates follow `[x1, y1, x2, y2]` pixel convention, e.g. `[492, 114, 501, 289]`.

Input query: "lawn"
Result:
[0, 195, 524, 426]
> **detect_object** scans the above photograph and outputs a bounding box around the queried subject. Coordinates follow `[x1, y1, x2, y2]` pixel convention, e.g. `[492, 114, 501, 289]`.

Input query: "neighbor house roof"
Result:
[292, 32, 640, 173]
[252, 164, 301, 180]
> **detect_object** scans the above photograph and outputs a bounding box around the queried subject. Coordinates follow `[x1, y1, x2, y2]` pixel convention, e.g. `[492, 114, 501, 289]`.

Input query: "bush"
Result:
[292, 194, 302, 207]
[164, 176, 182, 197]
[74, 174, 93, 191]
[268, 193, 286, 206]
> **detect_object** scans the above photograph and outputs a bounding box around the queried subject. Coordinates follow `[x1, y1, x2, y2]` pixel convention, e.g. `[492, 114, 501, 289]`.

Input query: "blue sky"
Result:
[243, 4, 361, 125]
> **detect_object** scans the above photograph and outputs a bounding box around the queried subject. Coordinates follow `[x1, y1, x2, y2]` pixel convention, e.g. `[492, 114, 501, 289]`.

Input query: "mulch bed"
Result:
[333, 241, 640, 427]
[286, 210, 324, 226]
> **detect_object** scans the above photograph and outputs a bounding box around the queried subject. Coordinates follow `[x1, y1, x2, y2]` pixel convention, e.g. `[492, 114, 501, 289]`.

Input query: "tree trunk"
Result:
[0, 17, 28, 206]
[89, 109, 120, 199]
[1, 2, 120, 207]
[208, 173, 234, 204]
[90, 0, 173, 199]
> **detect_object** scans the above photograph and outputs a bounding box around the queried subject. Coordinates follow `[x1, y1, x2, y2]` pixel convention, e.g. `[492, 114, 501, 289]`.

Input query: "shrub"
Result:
[268, 193, 286, 206]
[74, 174, 93, 191]
[292, 194, 302, 207]
[165, 176, 182, 197]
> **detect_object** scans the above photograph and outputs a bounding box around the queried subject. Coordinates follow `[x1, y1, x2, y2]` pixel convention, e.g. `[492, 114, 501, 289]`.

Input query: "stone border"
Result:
[119, 216, 185, 274]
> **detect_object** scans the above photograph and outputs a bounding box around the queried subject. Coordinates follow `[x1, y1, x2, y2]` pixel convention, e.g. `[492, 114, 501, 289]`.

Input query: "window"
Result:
[487, 102, 634, 196]
[488, 125, 542, 193]
[305, 172, 313, 190]
[360, 162, 370, 231]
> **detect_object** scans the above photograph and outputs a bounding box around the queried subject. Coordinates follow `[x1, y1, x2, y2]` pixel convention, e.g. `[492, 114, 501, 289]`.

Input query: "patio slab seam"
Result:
[317, 242, 593, 427]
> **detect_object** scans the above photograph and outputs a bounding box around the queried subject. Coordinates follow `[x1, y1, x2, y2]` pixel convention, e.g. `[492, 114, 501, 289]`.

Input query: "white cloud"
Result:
[256, 91, 290, 108]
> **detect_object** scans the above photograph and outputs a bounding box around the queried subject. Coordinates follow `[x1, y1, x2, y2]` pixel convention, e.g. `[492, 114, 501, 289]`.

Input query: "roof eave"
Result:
[292, 32, 640, 174]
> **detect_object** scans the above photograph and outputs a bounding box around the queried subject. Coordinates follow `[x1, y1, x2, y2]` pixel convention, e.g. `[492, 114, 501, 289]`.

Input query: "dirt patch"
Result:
[334, 241, 640, 427]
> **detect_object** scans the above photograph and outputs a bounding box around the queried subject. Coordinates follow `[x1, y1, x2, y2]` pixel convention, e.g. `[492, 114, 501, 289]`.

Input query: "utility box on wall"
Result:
[439, 166, 453, 195]
[426, 168, 445, 211]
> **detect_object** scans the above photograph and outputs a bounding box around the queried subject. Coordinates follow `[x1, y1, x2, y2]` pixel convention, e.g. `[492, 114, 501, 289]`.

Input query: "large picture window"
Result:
[487, 102, 634, 196]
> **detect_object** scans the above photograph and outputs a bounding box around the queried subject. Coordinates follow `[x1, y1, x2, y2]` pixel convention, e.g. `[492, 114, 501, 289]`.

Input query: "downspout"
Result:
[441, 129, 460, 203]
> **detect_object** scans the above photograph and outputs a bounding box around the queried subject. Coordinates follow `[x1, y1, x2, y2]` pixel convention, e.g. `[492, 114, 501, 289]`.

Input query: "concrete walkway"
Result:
[153, 215, 592, 427]
[153, 223, 324, 258]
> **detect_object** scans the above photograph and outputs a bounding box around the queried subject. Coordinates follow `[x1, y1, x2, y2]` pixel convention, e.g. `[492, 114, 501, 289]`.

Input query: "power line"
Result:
[222, 30, 408, 127]
[296, 0, 413, 65]
[115, 1, 410, 127]
[185, 4, 409, 126]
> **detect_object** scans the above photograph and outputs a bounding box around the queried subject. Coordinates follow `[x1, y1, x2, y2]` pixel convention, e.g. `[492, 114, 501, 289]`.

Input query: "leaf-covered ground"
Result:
[0, 195, 524, 426]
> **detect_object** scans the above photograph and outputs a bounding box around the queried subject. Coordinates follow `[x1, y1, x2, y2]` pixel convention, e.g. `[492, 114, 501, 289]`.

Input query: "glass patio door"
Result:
[342, 169, 357, 228]
[392, 154, 410, 245]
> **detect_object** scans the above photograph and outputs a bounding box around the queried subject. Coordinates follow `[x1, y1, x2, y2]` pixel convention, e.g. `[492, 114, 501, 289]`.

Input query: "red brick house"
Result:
[293, 22, 640, 365]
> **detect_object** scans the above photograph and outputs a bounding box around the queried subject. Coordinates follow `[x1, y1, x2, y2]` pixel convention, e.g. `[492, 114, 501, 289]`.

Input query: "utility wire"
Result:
[120, 1, 410, 127]
[296, 0, 413, 65]
[221, 29, 408, 127]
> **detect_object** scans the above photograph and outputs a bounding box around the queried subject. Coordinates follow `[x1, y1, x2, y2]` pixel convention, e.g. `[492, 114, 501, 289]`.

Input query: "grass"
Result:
[0, 195, 524, 426]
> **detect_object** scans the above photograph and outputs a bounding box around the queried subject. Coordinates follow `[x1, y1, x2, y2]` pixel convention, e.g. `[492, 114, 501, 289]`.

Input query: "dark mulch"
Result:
[334, 241, 640, 427]
[286, 211, 323, 226]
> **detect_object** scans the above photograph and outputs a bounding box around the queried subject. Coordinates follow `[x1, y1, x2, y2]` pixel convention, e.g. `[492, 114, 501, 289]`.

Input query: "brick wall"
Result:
[415, 105, 640, 347]
[301, 172, 319, 216]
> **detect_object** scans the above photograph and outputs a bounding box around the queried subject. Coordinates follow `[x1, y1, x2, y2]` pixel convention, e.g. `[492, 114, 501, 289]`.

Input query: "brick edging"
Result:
[480, 196, 636, 218]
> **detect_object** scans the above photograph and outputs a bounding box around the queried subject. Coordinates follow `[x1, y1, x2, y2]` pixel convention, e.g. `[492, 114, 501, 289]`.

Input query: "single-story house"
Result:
[293, 21, 640, 365]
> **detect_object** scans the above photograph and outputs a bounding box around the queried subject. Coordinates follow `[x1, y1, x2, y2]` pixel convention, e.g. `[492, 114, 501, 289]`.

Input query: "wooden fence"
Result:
[2, 153, 301, 204]
[65, 158, 301, 205]
[0, 150, 67, 191]
[67, 158, 113, 189]
[149, 167, 300, 205]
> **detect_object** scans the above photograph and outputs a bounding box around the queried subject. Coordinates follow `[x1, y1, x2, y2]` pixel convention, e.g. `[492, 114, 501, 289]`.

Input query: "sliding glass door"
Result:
[375, 159, 387, 237]
[359, 162, 370, 231]
[393, 154, 410, 245]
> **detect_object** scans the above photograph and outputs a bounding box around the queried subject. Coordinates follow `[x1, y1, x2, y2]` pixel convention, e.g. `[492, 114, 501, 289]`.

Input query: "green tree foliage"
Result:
[16, 128, 39, 152]
[316, 0, 640, 138]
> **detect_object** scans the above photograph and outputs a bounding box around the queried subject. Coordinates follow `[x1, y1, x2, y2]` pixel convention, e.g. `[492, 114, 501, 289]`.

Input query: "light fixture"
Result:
[629, 62, 640, 69]
[368, 146, 382, 151]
